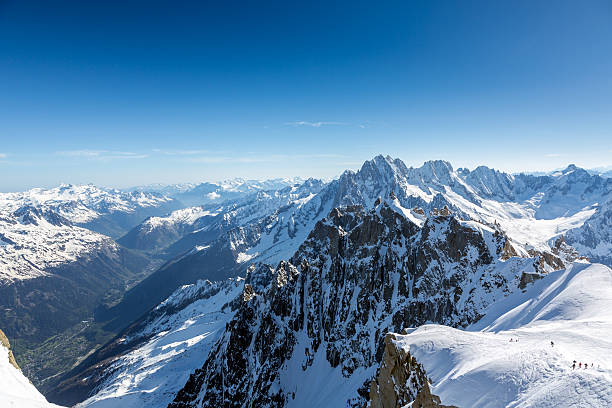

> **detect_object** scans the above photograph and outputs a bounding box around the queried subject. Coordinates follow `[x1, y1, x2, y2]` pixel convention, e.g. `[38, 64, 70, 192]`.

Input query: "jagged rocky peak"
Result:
[555, 164, 601, 186]
[463, 165, 515, 199]
[169, 200, 559, 408]
[560, 163, 580, 175]
[359, 155, 409, 181]
[0, 329, 19, 370]
[414, 159, 454, 185]
[368, 333, 429, 408]
[333, 155, 458, 209]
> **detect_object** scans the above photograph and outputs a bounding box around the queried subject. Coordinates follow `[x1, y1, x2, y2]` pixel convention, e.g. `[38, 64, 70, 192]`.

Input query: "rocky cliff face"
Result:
[169, 199, 562, 408]
[0, 329, 19, 370]
[368, 333, 455, 408]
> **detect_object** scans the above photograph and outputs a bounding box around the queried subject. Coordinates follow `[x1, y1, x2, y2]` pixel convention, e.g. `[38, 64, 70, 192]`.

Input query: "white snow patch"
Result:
[395, 263, 612, 408]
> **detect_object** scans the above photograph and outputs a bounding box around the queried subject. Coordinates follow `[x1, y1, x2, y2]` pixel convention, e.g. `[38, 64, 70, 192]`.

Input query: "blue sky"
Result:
[1, 0, 611, 191]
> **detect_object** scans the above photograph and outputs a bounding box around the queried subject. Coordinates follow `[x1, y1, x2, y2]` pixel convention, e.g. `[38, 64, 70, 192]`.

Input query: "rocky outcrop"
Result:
[368, 333, 428, 408]
[0, 328, 19, 370]
[369, 334, 455, 408]
[411, 382, 457, 408]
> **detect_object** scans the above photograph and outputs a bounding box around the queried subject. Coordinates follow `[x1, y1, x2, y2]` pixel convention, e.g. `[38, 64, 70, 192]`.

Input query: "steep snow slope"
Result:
[0, 330, 63, 408]
[394, 262, 612, 408]
[49, 279, 244, 408]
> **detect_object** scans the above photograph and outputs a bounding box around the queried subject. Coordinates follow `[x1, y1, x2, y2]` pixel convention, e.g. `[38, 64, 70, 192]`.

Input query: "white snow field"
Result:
[396, 262, 612, 408]
[0, 341, 63, 408]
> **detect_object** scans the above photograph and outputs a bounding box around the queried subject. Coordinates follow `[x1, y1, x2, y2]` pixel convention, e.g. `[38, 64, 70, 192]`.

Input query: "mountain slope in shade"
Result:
[0, 202, 152, 390]
[47, 279, 243, 408]
[101, 179, 328, 330]
[0, 329, 64, 408]
[391, 262, 612, 408]
[0, 203, 150, 344]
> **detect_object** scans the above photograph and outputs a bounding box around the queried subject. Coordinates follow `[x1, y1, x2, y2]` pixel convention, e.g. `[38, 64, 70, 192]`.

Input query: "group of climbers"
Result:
[509, 339, 601, 371]
[572, 361, 598, 370]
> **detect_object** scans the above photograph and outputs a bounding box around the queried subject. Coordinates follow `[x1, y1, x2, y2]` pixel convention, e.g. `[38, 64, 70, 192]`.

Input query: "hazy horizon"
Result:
[2, 154, 611, 193]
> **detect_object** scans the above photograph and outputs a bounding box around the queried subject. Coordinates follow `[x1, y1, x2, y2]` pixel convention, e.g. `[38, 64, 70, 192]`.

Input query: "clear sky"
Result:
[1, 0, 611, 191]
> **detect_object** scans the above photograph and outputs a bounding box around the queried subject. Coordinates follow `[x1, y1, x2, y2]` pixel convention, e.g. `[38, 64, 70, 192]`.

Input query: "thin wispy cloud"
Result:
[57, 149, 104, 157]
[283, 121, 372, 129]
[285, 121, 349, 128]
[152, 149, 211, 155]
[103, 153, 148, 160]
[186, 156, 271, 164]
[0, 153, 7, 159]
[186, 153, 346, 164]
[57, 150, 148, 160]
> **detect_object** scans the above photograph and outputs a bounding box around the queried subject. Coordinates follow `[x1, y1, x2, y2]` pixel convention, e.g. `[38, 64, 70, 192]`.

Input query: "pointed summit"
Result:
[411, 160, 454, 185]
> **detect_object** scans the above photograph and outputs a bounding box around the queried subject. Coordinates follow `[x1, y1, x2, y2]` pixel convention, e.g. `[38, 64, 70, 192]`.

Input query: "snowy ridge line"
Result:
[393, 262, 612, 408]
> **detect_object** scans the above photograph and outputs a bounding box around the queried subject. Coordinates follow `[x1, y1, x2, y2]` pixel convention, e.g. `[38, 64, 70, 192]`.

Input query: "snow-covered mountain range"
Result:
[128, 178, 305, 207]
[118, 156, 610, 280]
[1, 155, 611, 408]
[0, 184, 177, 237]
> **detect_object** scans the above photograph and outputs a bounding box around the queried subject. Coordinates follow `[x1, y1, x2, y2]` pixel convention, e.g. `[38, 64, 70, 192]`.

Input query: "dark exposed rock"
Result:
[369, 333, 456, 408]
[169, 202, 542, 408]
[0, 328, 20, 370]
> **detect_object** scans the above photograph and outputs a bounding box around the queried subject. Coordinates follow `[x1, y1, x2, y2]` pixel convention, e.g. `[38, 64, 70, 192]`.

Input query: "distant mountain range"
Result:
[1, 155, 611, 408]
